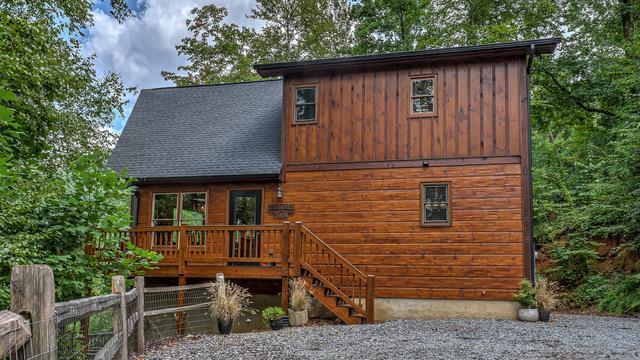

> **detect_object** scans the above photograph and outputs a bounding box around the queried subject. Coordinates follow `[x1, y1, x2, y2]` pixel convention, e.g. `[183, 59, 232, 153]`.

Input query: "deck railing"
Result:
[98, 222, 375, 323]
[99, 225, 289, 272]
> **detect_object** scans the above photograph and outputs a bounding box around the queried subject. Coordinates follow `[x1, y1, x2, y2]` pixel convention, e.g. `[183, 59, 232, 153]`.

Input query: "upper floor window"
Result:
[410, 76, 435, 115]
[294, 85, 317, 123]
[152, 192, 206, 226]
[421, 182, 450, 226]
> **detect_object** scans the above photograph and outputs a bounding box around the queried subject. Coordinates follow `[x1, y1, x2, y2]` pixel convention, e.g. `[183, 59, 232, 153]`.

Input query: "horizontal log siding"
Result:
[284, 57, 526, 165]
[136, 183, 281, 226]
[281, 163, 524, 301]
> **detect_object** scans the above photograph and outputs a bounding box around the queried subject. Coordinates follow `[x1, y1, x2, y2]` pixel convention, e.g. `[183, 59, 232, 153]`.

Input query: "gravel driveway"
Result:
[142, 314, 639, 359]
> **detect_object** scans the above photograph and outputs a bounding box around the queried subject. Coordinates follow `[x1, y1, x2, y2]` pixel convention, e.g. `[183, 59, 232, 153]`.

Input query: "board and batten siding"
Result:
[280, 164, 524, 301]
[283, 57, 527, 165]
[281, 54, 532, 301]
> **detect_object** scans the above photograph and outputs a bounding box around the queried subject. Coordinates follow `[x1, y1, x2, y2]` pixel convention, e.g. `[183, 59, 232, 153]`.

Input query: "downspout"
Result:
[526, 44, 536, 283]
[131, 190, 140, 227]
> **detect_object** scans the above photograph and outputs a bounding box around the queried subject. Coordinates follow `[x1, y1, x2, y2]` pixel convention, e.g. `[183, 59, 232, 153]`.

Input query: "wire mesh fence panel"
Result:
[1, 315, 55, 360]
[144, 284, 211, 313]
[56, 306, 114, 360]
[143, 283, 215, 341]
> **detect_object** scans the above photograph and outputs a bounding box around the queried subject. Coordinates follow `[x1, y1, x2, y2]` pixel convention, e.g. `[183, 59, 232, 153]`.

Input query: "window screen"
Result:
[295, 86, 317, 123]
[421, 183, 450, 225]
[411, 77, 435, 114]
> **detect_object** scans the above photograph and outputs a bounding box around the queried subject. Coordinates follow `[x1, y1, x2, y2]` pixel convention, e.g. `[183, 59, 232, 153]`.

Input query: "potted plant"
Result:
[288, 278, 310, 326]
[261, 306, 285, 330]
[535, 276, 559, 322]
[514, 279, 538, 322]
[207, 280, 256, 334]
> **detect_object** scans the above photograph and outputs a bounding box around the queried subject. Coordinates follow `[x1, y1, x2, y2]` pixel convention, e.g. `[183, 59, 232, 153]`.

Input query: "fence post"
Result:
[111, 276, 127, 360]
[294, 221, 303, 276]
[134, 276, 145, 354]
[366, 275, 375, 324]
[10, 265, 56, 360]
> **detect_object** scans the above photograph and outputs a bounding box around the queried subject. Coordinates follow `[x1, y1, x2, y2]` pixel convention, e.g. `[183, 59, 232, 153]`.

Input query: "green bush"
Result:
[514, 279, 536, 308]
[261, 306, 285, 326]
[571, 273, 640, 315]
[596, 274, 640, 315]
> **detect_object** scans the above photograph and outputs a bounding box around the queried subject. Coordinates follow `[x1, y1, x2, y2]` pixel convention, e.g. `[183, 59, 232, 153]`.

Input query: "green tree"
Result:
[161, 5, 260, 86]
[162, 0, 353, 86]
[250, 0, 352, 61]
[352, 0, 436, 53]
[0, 1, 161, 307]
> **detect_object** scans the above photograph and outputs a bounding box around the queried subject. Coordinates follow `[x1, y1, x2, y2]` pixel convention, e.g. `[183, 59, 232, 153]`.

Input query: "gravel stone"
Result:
[142, 314, 640, 359]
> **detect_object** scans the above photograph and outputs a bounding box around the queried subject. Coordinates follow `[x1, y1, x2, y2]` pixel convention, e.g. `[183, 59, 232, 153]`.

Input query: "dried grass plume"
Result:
[208, 280, 256, 321]
[289, 277, 310, 311]
[535, 276, 560, 311]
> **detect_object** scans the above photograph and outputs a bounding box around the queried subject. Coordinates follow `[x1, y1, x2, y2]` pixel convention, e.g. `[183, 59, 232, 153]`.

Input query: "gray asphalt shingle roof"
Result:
[108, 79, 282, 181]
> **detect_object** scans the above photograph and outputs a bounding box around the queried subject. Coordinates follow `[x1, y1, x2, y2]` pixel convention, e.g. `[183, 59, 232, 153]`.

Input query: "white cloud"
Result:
[82, 0, 259, 132]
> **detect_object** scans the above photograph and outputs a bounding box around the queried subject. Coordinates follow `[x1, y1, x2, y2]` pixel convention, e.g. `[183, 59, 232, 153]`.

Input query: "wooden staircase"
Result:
[290, 223, 375, 324]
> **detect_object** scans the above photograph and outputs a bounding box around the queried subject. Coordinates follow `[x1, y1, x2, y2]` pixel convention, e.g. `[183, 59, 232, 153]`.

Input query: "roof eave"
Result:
[128, 172, 281, 185]
[254, 38, 560, 77]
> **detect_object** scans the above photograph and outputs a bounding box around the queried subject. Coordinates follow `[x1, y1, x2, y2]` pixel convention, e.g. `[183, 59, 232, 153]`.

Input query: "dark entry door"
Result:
[229, 190, 262, 261]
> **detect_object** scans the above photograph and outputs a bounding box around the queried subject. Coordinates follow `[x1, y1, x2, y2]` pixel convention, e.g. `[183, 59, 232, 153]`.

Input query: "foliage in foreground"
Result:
[0, 154, 161, 308]
[0, 1, 160, 308]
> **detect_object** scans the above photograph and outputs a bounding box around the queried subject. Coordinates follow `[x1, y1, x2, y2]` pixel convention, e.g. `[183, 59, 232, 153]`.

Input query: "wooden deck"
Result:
[100, 222, 375, 323]
[122, 224, 294, 279]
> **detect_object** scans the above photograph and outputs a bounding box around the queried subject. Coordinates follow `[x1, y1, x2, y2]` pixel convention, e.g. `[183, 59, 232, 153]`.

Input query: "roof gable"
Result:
[108, 79, 283, 181]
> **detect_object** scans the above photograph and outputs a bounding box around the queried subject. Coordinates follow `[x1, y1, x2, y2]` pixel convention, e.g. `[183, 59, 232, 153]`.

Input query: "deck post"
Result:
[178, 227, 187, 276]
[366, 275, 375, 324]
[176, 276, 186, 335]
[281, 222, 291, 314]
[135, 276, 145, 353]
[281, 277, 289, 314]
[294, 221, 303, 276]
[281, 222, 291, 275]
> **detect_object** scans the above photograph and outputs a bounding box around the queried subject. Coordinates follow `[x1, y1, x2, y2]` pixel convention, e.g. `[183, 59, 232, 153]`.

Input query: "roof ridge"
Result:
[146, 78, 282, 91]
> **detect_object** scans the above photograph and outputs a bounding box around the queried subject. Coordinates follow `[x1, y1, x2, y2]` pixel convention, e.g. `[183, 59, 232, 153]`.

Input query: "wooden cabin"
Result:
[109, 38, 560, 322]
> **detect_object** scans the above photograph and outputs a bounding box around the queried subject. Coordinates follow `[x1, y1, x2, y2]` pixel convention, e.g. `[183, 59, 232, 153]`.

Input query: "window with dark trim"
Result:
[410, 76, 435, 115]
[152, 192, 206, 226]
[421, 183, 450, 226]
[294, 85, 317, 123]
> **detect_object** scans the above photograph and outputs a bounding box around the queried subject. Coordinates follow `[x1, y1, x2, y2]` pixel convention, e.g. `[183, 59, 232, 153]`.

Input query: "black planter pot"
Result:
[217, 318, 234, 334]
[538, 308, 551, 322]
[270, 318, 285, 330]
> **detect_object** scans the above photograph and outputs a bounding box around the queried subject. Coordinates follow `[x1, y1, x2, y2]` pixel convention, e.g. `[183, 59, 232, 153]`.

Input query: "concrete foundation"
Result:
[374, 298, 520, 321]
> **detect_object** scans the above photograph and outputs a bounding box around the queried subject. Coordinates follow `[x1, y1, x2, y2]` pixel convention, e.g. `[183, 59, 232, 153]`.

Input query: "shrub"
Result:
[208, 281, 256, 321]
[261, 306, 285, 326]
[596, 273, 640, 315]
[289, 278, 310, 311]
[571, 273, 609, 308]
[515, 279, 536, 308]
[570, 273, 640, 315]
[535, 276, 559, 311]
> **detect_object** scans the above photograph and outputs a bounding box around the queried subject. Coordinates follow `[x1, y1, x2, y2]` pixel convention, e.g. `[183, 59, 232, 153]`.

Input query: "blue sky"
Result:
[82, 0, 260, 133]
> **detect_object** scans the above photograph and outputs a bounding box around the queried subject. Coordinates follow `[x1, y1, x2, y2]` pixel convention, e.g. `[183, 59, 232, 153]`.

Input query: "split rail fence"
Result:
[1, 265, 212, 360]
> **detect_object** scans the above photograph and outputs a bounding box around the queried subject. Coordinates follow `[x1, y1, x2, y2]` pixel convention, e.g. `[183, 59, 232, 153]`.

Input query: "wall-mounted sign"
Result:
[268, 203, 295, 219]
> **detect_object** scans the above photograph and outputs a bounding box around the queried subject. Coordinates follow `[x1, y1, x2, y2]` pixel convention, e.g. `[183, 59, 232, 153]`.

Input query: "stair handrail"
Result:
[300, 225, 367, 281]
[296, 223, 375, 323]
